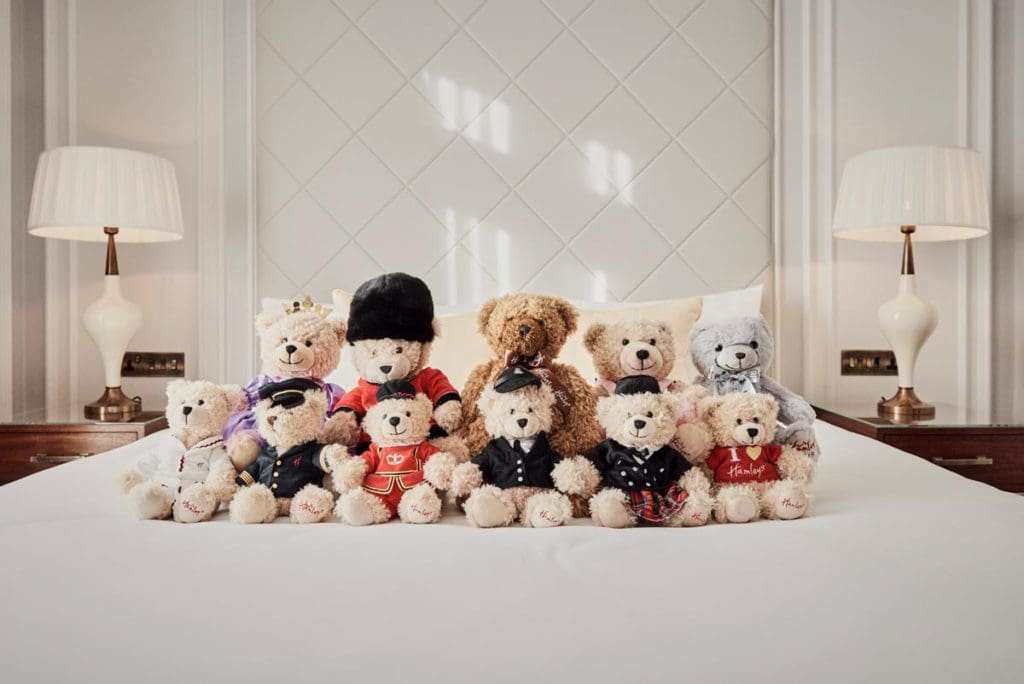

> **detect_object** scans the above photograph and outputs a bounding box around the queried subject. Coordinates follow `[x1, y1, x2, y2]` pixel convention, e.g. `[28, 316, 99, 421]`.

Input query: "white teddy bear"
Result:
[118, 380, 245, 523]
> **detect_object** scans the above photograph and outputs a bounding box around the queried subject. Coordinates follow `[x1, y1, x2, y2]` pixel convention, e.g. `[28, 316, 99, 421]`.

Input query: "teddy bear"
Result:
[689, 314, 819, 460]
[583, 318, 713, 461]
[585, 376, 714, 528]
[447, 366, 601, 528]
[692, 392, 815, 523]
[117, 379, 246, 523]
[459, 293, 602, 462]
[333, 380, 459, 525]
[228, 378, 348, 524]
[223, 296, 351, 471]
[331, 273, 467, 461]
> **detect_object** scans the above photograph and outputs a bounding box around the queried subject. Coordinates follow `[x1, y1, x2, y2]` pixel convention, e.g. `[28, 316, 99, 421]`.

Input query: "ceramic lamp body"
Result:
[877, 274, 936, 389]
[83, 275, 142, 388]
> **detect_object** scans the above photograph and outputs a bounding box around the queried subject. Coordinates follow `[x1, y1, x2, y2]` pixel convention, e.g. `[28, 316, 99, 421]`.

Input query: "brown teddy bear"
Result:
[224, 297, 352, 471]
[448, 366, 600, 528]
[228, 378, 348, 524]
[693, 392, 815, 523]
[459, 293, 602, 460]
[118, 379, 246, 523]
[331, 273, 467, 461]
[333, 380, 458, 525]
[583, 319, 713, 461]
[586, 376, 714, 528]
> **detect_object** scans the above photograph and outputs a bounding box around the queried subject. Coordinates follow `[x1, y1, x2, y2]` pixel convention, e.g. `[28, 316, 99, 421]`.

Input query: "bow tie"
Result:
[709, 367, 761, 395]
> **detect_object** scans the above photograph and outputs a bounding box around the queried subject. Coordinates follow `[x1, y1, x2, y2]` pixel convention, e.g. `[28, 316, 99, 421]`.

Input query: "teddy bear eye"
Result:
[646, 411, 653, 418]
[715, 344, 724, 352]
[527, 408, 533, 413]
[509, 408, 515, 415]
[395, 346, 403, 354]
[197, 400, 204, 406]
[621, 339, 629, 346]
[648, 339, 656, 346]
[305, 340, 313, 347]
[750, 341, 759, 349]
[736, 418, 743, 425]
[281, 338, 287, 344]
[405, 411, 411, 417]
[752, 417, 760, 423]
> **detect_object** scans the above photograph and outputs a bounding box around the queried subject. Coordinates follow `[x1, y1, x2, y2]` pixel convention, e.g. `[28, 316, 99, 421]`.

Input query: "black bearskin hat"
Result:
[346, 273, 436, 344]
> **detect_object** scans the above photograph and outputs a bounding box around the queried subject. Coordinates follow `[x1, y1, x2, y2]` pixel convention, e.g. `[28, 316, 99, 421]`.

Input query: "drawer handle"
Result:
[932, 456, 993, 467]
[30, 453, 92, 464]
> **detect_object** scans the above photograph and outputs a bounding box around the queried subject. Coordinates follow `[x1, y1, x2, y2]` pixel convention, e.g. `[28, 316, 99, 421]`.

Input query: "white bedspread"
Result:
[1, 422, 1022, 684]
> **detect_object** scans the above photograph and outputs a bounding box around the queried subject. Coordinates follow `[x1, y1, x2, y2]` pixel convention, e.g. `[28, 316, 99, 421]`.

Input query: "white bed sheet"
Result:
[1, 422, 1022, 684]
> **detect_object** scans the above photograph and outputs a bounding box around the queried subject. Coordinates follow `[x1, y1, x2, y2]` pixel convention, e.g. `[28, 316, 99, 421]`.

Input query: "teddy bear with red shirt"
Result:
[694, 392, 815, 523]
[330, 273, 467, 461]
[332, 380, 458, 525]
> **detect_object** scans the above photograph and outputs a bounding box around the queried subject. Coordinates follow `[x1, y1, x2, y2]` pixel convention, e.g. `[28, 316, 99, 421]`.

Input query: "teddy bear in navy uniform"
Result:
[333, 380, 458, 525]
[448, 366, 600, 528]
[331, 273, 467, 461]
[586, 376, 714, 528]
[228, 378, 347, 524]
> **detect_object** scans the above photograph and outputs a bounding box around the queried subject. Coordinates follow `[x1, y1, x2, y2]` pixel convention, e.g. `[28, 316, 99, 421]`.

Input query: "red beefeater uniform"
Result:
[705, 444, 783, 485]
[333, 368, 460, 446]
[359, 440, 441, 516]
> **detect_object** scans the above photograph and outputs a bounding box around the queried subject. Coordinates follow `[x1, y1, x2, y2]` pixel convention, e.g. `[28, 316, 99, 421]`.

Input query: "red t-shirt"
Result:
[705, 444, 782, 484]
[332, 367, 459, 443]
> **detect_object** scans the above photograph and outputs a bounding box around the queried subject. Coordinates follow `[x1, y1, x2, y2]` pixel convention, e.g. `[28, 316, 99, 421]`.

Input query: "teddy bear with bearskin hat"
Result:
[331, 273, 467, 460]
[448, 365, 601, 528]
[228, 378, 348, 524]
[586, 376, 714, 528]
[224, 297, 351, 471]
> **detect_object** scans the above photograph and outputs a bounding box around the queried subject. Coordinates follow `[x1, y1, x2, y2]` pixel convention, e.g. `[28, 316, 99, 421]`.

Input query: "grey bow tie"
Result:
[709, 367, 761, 395]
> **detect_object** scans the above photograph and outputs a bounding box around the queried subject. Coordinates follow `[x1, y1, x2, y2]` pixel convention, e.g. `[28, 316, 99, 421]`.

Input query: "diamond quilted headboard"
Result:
[255, 0, 773, 308]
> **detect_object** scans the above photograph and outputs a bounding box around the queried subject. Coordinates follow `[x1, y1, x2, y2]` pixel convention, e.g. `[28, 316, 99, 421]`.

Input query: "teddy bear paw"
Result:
[589, 489, 636, 529]
[336, 489, 389, 526]
[464, 485, 515, 528]
[130, 482, 174, 520]
[715, 487, 759, 524]
[229, 484, 278, 524]
[675, 489, 713, 527]
[522, 491, 572, 528]
[289, 485, 334, 524]
[765, 481, 809, 520]
[172, 485, 217, 523]
[398, 484, 442, 524]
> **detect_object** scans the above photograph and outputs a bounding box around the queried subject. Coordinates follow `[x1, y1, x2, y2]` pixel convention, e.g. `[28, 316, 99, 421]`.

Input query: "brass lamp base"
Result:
[877, 387, 935, 421]
[85, 387, 142, 421]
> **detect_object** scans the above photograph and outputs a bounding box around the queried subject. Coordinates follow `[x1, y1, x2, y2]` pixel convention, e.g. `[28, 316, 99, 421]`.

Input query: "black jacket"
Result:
[585, 439, 690, 492]
[236, 440, 331, 498]
[472, 433, 562, 489]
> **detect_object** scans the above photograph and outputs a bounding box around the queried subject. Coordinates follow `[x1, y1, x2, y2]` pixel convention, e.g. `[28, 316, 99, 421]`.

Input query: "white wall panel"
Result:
[254, 0, 775, 309]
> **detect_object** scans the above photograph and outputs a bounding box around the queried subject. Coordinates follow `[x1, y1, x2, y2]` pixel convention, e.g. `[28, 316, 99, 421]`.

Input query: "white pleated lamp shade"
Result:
[27, 146, 184, 243]
[832, 146, 990, 242]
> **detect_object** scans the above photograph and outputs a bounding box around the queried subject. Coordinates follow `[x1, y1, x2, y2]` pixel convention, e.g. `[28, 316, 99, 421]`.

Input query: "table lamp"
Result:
[27, 146, 184, 420]
[832, 145, 989, 419]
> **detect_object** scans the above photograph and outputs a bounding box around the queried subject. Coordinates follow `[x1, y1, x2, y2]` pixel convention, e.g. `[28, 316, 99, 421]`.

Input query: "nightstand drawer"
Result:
[0, 431, 136, 483]
[884, 433, 1024, 492]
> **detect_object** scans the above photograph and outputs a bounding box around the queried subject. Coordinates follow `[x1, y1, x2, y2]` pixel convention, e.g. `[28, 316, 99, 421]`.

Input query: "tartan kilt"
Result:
[625, 483, 688, 524]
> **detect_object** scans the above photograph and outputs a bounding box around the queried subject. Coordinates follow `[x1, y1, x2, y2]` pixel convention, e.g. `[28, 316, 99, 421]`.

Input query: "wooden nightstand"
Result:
[813, 403, 1024, 493]
[0, 407, 167, 485]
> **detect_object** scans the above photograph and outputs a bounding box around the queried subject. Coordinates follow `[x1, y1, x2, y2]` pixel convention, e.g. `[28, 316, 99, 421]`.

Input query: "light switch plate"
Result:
[121, 352, 185, 378]
[841, 350, 898, 376]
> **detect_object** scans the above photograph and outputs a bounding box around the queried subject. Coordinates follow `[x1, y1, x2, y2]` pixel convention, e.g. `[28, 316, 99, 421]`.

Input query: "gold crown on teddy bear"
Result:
[282, 295, 331, 320]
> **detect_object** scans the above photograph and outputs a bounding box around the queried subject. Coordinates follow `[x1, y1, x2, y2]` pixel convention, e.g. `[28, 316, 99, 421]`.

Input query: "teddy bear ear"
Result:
[165, 379, 186, 399]
[476, 297, 499, 334]
[696, 394, 722, 419]
[583, 323, 606, 353]
[552, 297, 578, 335]
[476, 386, 497, 415]
[330, 319, 348, 344]
[431, 317, 442, 339]
[255, 310, 282, 334]
[220, 384, 248, 412]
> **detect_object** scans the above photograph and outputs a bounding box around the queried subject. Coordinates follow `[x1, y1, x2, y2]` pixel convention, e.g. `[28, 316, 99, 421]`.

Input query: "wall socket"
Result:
[121, 352, 185, 378]
[840, 350, 898, 376]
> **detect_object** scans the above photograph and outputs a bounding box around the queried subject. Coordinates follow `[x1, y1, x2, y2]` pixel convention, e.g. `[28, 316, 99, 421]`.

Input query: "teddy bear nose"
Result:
[380, 365, 392, 374]
[517, 418, 528, 428]
[267, 415, 277, 426]
[389, 416, 401, 426]
[746, 426, 759, 437]
[181, 405, 192, 416]
[735, 351, 746, 360]
[518, 324, 531, 337]
[633, 419, 646, 429]
[635, 349, 649, 360]
[285, 344, 297, 355]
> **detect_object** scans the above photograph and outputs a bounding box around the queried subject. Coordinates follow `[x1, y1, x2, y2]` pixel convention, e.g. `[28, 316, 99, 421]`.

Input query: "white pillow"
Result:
[319, 285, 762, 391]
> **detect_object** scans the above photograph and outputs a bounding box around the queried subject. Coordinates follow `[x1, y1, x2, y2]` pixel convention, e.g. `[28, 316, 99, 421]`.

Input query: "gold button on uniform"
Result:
[273, 471, 279, 477]
[271, 483, 278, 489]
[276, 460, 282, 466]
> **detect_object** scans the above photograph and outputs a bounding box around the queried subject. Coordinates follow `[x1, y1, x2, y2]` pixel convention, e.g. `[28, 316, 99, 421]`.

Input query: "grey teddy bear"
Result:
[689, 314, 819, 460]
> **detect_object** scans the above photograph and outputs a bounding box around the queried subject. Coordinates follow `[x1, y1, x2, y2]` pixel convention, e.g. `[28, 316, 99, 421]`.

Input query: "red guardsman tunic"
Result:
[359, 441, 441, 515]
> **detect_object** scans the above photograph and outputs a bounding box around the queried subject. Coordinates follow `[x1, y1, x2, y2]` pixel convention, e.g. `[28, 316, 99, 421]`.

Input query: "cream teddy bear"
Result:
[224, 298, 351, 471]
[333, 380, 458, 525]
[331, 273, 467, 461]
[693, 393, 815, 523]
[448, 366, 600, 528]
[583, 319, 713, 462]
[118, 380, 245, 523]
[586, 376, 714, 528]
[228, 378, 348, 524]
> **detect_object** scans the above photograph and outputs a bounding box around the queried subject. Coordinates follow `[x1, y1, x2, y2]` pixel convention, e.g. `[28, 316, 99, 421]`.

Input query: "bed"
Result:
[1, 421, 1022, 683]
